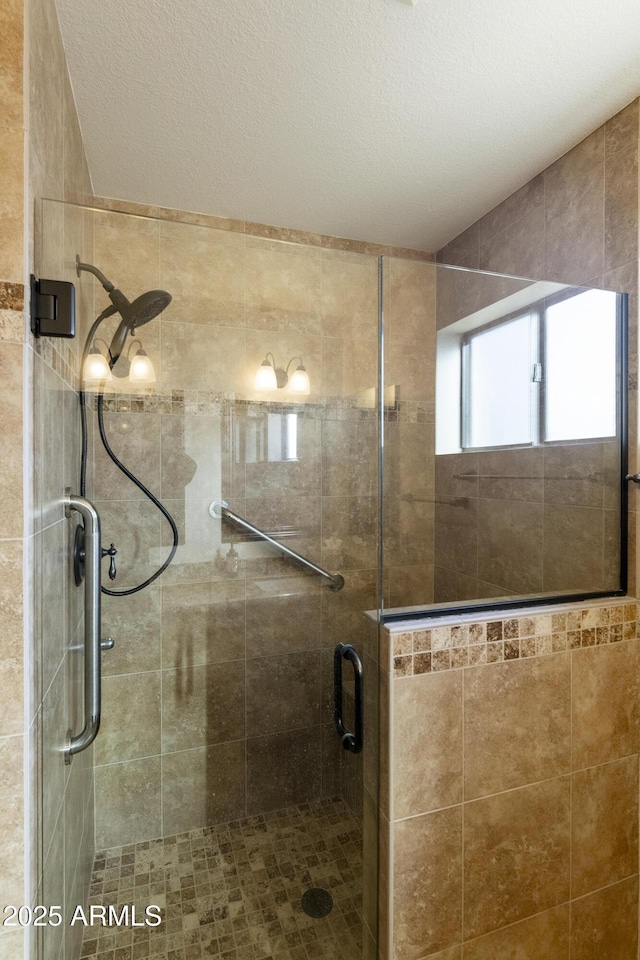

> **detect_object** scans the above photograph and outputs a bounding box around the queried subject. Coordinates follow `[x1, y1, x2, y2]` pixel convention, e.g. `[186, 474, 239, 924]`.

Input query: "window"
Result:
[461, 289, 618, 450]
[544, 290, 617, 442]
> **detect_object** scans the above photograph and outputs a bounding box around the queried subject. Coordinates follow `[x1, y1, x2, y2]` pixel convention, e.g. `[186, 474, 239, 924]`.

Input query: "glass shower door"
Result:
[37, 199, 382, 960]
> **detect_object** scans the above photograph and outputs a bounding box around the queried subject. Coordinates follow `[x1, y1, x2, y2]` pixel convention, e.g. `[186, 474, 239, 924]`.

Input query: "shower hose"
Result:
[79, 312, 179, 597]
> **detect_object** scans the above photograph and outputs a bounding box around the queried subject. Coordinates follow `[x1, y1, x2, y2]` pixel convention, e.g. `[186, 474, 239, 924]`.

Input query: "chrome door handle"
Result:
[626, 474, 640, 483]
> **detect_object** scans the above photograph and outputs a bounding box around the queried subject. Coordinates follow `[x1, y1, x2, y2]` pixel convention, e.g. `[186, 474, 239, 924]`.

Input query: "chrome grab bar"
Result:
[209, 500, 345, 591]
[64, 491, 102, 763]
[334, 643, 363, 753]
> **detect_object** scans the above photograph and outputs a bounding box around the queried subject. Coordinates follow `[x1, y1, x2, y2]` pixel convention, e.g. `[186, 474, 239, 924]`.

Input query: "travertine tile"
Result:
[0, 129, 23, 282]
[385, 258, 436, 345]
[160, 225, 245, 328]
[93, 209, 161, 300]
[572, 641, 639, 769]
[0, 0, 23, 130]
[463, 904, 570, 960]
[161, 321, 246, 394]
[543, 442, 605, 509]
[544, 130, 604, 285]
[415, 947, 461, 960]
[321, 495, 377, 570]
[161, 581, 246, 668]
[604, 143, 638, 273]
[322, 420, 377, 498]
[245, 652, 320, 737]
[96, 672, 162, 765]
[477, 174, 545, 244]
[94, 498, 163, 595]
[0, 930, 24, 960]
[246, 587, 322, 657]
[0, 342, 23, 538]
[161, 660, 245, 754]
[321, 255, 378, 341]
[570, 875, 638, 960]
[322, 334, 377, 398]
[543, 504, 604, 591]
[95, 757, 162, 848]
[85, 796, 363, 960]
[604, 99, 639, 157]
[393, 806, 462, 959]
[102, 588, 162, 676]
[245, 244, 322, 335]
[463, 778, 570, 939]
[393, 670, 462, 818]
[379, 810, 391, 960]
[246, 727, 322, 815]
[478, 203, 545, 279]
[434, 497, 478, 579]
[94, 412, 161, 501]
[477, 500, 543, 594]
[0, 736, 23, 908]
[464, 654, 570, 799]
[571, 755, 639, 898]
[162, 741, 246, 835]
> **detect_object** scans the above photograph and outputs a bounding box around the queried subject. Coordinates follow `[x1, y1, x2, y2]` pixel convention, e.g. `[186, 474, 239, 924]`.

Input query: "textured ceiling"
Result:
[54, 0, 640, 251]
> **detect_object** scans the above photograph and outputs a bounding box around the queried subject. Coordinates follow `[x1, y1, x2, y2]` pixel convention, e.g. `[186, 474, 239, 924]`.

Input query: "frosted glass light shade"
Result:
[82, 347, 112, 382]
[255, 359, 278, 390]
[128, 348, 156, 383]
[289, 364, 310, 395]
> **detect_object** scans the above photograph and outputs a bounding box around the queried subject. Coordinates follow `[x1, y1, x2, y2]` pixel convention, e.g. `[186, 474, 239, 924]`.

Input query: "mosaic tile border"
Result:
[89, 392, 432, 424]
[387, 601, 639, 678]
[35, 332, 80, 391]
[0, 280, 24, 311]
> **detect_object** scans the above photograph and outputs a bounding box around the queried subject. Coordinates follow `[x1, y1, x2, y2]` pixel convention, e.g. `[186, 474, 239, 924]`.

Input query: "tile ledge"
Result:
[378, 596, 637, 633]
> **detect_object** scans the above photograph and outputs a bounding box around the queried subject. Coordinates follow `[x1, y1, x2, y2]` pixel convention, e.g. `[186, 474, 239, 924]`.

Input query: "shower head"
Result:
[76, 257, 171, 364]
[107, 288, 172, 364]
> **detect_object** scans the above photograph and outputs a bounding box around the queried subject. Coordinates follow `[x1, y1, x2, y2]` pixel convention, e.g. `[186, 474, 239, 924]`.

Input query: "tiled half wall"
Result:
[378, 598, 640, 960]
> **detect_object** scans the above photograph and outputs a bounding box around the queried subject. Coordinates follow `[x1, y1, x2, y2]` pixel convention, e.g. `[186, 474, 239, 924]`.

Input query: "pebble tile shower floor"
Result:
[81, 798, 363, 960]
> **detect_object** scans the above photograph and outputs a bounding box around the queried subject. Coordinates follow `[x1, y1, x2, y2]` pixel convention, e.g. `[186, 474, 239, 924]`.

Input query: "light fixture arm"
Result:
[285, 356, 304, 377]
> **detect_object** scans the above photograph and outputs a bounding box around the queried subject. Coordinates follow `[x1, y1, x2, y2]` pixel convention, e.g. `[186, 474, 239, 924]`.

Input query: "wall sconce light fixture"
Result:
[82, 338, 156, 384]
[82, 338, 112, 382]
[254, 353, 310, 395]
[127, 340, 156, 383]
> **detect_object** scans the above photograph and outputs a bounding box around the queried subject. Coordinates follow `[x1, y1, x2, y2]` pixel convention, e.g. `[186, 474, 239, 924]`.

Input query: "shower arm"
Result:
[209, 500, 345, 591]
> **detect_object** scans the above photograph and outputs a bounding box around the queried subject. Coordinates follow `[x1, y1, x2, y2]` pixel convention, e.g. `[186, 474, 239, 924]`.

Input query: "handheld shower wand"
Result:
[77, 257, 178, 596]
[76, 256, 171, 365]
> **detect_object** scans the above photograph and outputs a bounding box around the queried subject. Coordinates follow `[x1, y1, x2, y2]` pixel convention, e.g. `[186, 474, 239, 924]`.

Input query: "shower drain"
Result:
[301, 887, 334, 918]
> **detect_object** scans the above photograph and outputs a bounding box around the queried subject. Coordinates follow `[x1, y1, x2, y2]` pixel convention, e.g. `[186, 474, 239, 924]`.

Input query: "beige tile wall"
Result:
[0, 1, 27, 954]
[379, 600, 640, 960]
[383, 258, 436, 609]
[25, 1, 96, 960]
[436, 98, 639, 602]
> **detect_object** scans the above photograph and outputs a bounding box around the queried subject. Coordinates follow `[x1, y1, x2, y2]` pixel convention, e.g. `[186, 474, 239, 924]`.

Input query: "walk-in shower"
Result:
[35, 197, 630, 960]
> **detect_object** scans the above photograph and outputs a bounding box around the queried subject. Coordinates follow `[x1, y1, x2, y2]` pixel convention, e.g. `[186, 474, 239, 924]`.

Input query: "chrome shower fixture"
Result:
[76, 256, 171, 365]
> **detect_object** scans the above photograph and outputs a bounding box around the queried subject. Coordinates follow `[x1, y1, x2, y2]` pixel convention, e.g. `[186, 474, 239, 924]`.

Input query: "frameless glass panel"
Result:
[383, 258, 626, 620]
[464, 313, 535, 448]
[544, 289, 617, 442]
